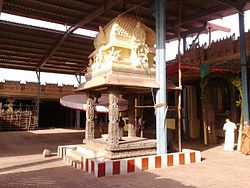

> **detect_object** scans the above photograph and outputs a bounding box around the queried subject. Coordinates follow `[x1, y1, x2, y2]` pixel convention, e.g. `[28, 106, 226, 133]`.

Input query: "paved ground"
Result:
[0, 129, 249, 188]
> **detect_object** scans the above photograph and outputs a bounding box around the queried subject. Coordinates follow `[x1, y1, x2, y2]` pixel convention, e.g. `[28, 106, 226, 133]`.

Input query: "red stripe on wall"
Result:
[91, 161, 94, 174]
[190, 152, 196, 163]
[113, 161, 120, 175]
[127, 159, 135, 173]
[179, 153, 185, 165]
[142, 157, 149, 171]
[155, 156, 162, 168]
[167, 155, 174, 166]
[86, 159, 89, 173]
[98, 163, 106, 177]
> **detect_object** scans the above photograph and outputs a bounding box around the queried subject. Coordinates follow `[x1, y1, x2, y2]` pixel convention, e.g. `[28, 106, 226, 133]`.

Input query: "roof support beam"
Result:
[167, 4, 230, 30]
[167, 25, 206, 41]
[207, 22, 231, 33]
[38, 0, 122, 69]
[167, 21, 231, 41]
[238, 3, 249, 125]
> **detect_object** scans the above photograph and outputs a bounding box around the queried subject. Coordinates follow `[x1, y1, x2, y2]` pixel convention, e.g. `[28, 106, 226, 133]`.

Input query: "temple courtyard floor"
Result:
[0, 128, 249, 188]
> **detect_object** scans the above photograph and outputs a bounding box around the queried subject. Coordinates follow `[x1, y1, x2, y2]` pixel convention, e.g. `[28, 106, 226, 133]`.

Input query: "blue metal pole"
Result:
[76, 74, 81, 128]
[156, 0, 167, 154]
[183, 37, 187, 54]
[238, 4, 249, 125]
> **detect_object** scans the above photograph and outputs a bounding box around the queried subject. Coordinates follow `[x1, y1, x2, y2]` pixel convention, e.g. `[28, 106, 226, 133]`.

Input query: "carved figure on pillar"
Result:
[85, 96, 95, 141]
[108, 92, 119, 149]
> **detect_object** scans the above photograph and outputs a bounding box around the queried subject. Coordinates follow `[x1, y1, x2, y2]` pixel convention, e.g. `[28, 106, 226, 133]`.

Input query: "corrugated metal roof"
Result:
[0, 20, 94, 74]
[0, 0, 249, 75]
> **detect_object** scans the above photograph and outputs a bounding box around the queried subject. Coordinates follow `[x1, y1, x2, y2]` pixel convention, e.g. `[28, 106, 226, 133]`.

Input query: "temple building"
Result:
[167, 30, 250, 145]
[0, 80, 79, 130]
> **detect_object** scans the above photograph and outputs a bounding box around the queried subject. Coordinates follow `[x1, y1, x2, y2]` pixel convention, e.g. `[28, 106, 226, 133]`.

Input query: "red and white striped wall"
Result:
[57, 145, 201, 178]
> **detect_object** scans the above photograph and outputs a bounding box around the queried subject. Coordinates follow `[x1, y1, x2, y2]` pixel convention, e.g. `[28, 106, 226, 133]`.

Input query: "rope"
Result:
[122, 0, 157, 113]
[117, 1, 145, 18]
[151, 88, 156, 105]
[102, 1, 145, 29]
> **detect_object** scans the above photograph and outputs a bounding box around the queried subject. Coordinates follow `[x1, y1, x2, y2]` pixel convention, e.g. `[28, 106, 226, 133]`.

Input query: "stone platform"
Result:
[57, 137, 201, 178]
[83, 136, 157, 160]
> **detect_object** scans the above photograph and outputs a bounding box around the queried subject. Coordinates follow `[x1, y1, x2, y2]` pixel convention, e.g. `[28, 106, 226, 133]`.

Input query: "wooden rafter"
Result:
[38, 0, 122, 69]
[1, 0, 249, 75]
[167, 22, 231, 41]
[207, 22, 231, 33]
[167, 4, 231, 30]
[167, 25, 207, 41]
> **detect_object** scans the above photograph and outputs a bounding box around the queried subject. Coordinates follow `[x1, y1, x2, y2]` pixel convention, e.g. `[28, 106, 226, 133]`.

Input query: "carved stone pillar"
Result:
[85, 96, 94, 141]
[128, 96, 136, 137]
[108, 91, 119, 149]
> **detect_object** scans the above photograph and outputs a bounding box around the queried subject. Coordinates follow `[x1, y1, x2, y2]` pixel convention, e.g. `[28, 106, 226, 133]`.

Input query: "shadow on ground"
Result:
[0, 165, 196, 188]
[0, 130, 84, 157]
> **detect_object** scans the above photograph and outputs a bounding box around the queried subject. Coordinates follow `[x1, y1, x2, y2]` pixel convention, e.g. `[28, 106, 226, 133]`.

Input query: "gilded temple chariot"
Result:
[77, 16, 159, 159]
[82, 15, 158, 90]
[88, 16, 155, 69]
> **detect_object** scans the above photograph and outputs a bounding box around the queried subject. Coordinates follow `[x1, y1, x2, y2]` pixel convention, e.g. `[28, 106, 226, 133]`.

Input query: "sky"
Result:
[0, 10, 250, 86]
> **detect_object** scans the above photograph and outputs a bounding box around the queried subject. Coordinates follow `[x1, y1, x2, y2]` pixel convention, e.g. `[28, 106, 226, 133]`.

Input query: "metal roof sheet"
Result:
[0, 0, 249, 75]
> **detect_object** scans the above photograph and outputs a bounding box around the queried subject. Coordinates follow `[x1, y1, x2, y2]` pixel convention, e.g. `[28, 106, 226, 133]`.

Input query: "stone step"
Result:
[65, 146, 77, 157]
[77, 144, 106, 158]
[70, 150, 85, 161]
[57, 145, 77, 159]
[64, 156, 82, 170]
